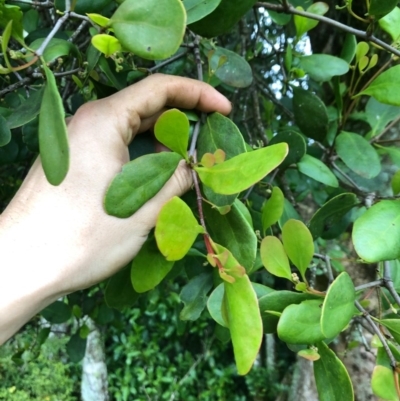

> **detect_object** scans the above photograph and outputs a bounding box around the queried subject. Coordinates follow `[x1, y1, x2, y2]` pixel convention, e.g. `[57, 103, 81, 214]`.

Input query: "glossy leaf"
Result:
[197, 112, 246, 207]
[353, 200, 400, 262]
[299, 54, 349, 82]
[183, 0, 221, 24]
[91, 34, 122, 57]
[67, 333, 87, 363]
[294, 3, 329, 38]
[87, 13, 110, 28]
[392, 171, 400, 194]
[0, 114, 11, 147]
[262, 186, 284, 233]
[282, 219, 314, 280]
[180, 272, 213, 320]
[358, 65, 400, 106]
[105, 264, 139, 309]
[335, 131, 381, 178]
[224, 274, 263, 375]
[369, 0, 398, 19]
[297, 154, 339, 187]
[321, 272, 356, 338]
[204, 202, 257, 272]
[379, 7, 400, 41]
[195, 143, 288, 195]
[41, 301, 71, 324]
[39, 65, 69, 186]
[371, 365, 399, 401]
[208, 283, 229, 327]
[111, 0, 186, 60]
[131, 238, 174, 292]
[277, 300, 325, 344]
[309, 193, 359, 239]
[154, 109, 189, 159]
[105, 152, 182, 218]
[269, 130, 307, 169]
[314, 341, 354, 401]
[293, 87, 329, 142]
[189, 0, 257, 37]
[260, 236, 292, 281]
[208, 46, 253, 88]
[155, 196, 204, 261]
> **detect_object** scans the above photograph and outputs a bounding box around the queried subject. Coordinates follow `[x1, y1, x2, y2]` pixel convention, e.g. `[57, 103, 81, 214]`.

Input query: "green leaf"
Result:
[1, 20, 13, 71]
[87, 13, 110, 28]
[39, 65, 69, 186]
[155, 196, 204, 261]
[22, 117, 39, 153]
[204, 202, 257, 272]
[0, 3, 24, 43]
[392, 171, 400, 195]
[208, 283, 229, 327]
[309, 193, 359, 239]
[371, 365, 399, 401]
[91, 34, 122, 57]
[189, 0, 257, 37]
[197, 112, 246, 207]
[279, 198, 301, 228]
[262, 186, 285, 233]
[299, 54, 349, 82]
[357, 65, 400, 106]
[224, 274, 263, 375]
[379, 319, 400, 344]
[269, 130, 307, 169]
[369, 0, 398, 19]
[298, 348, 321, 361]
[260, 236, 292, 281]
[67, 333, 87, 363]
[293, 87, 329, 142]
[0, 114, 11, 147]
[41, 301, 71, 324]
[282, 219, 314, 280]
[379, 146, 400, 168]
[183, 0, 221, 24]
[353, 200, 400, 262]
[180, 272, 213, 320]
[294, 2, 329, 38]
[195, 143, 288, 195]
[6, 87, 44, 129]
[314, 341, 354, 401]
[379, 7, 400, 41]
[335, 131, 381, 178]
[28, 38, 77, 63]
[55, 0, 112, 13]
[105, 152, 182, 218]
[105, 264, 140, 309]
[111, 0, 186, 60]
[154, 109, 189, 159]
[321, 272, 356, 338]
[340, 34, 357, 64]
[131, 237, 175, 292]
[208, 46, 253, 88]
[277, 300, 325, 344]
[297, 154, 339, 187]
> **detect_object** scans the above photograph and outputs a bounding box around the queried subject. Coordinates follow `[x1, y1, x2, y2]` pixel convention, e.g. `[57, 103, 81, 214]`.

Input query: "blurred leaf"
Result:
[340, 34, 357, 63]
[379, 319, 400, 343]
[262, 186, 284, 233]
[293, 87, 329, 142]
[0, 3, 24, 43]
[183, 0, 221, 24]
[105, 152, 182, 218]
[154, 109, 189, 159]
[314, 341, 354, 401]
[67, 333, 87, 363]
[260, 236, 292, 281]
[22, 117, 39, 152]
[111, 0, 186, 60]
[278, 300, 325, 344]
[279, 198, 301, 228]
[55, 0, 112, 13]
[91, 34, 122, 57]
[335, 132, 381, 178]
[353, 200, 400, 262]
[309, 193, 359, 239]
[371, 365, 399, 401]
[155, 196, 204, 261]
[392, 171, 400, 195]
[297, 154, 339, 187]
[208, 283, 229, 327]
[195, 143, 288, 195]
[321, 272, 356, 338]
[87, 13, 110, 28]
[39, 65, 69, 186]
[180, 272, 213, 320]
[41, 301, 71, 324]
[369, 0, 398, 19]
[208, 46, 253, 88]
[294, 2, 329, 38]
[364, 97, 400, 138]
[379, 6, 400, 40]
[0, 114, 11, 147]
[28, 38, 77, 63]
[298, 348, 320, 361]
[299, 54, 349, 82]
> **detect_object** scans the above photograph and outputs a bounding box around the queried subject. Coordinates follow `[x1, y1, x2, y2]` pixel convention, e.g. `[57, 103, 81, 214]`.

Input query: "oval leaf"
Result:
[155, 196, 204, 261]
[39, 65, 69, 186]
[321, 272, 356, 338]
[208, 283, 228, 327]
[379, 7, 400, 41]
[371, 365, 399, 401]
[195, 143, 288, 195]
[353, 200, 400, 262]
[297, 154, 339, 187]
[111, 0, 186, 60]
[299, 54, 349, 82]
[105, 152, 182, 218]
[262, 186, 285, 233]
[183, 0, 221, 24]
[154, 109, 189, 159]
[369, 0, 398, 19]
[91, 34, 121, 57]
[260, 236, 292, 281]
[282, 219, 314, 280]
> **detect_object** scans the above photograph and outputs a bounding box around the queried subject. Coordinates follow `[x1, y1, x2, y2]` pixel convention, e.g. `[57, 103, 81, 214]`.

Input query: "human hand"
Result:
[0, 74, 231, 342]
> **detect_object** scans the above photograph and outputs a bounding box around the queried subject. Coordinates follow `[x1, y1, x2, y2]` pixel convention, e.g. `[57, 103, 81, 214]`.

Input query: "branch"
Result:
[255, 2, 400, 58]
[383, 261, 400, 307]
[8, 0, 53, 7]
[0, 77, 32, 97]
[148, 50, 189, 73]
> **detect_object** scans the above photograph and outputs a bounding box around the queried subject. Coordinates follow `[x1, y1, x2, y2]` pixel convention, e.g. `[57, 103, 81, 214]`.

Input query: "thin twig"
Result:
[370, 116, 400, 144]
[383, 261, 400, 307]
[8, 0, 53, 7]
[69, 20, 89, 43]
[331, 161, 364, 192]
[0, 77, 32, 97]
[148, 50, 189, 73]
[355, 280, 383, 292]
[314, 253, 334, 285]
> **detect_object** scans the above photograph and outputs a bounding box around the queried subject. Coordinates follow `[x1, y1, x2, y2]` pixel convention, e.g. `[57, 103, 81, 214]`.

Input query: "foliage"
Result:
[3, 0, 400, 399]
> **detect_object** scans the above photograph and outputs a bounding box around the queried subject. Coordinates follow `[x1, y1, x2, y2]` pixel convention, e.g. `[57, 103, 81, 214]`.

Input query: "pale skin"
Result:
[0, 74, 231, 345]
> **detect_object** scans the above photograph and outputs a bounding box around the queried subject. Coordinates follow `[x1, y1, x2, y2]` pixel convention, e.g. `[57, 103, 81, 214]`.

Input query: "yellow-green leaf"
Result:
[260, 236, 292, 281]
[91, 34, 121, 57]
[262, 186, 284, 233]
